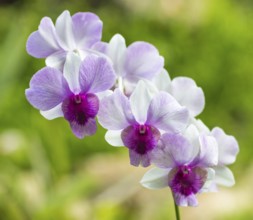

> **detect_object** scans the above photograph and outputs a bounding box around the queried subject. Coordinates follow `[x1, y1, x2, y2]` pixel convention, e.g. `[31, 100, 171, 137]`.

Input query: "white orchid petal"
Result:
[140, 167, 170, 189]
[40, 103, 63, 120]
[105, 130, 124, 147]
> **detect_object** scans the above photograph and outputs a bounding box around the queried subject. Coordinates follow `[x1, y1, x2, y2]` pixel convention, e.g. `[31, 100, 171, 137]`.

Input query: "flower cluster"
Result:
[25, 10, 239, 207]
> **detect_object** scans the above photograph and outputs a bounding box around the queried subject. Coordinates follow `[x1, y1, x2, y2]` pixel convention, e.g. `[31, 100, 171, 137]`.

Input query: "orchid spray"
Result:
[25, 10, 239, 220]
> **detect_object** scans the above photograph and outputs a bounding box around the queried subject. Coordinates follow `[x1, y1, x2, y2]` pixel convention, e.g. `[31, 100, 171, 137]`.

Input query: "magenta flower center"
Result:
[121, 124, 160, 155]
[169, 165, 207, 196]
[62, 93, 99, 126]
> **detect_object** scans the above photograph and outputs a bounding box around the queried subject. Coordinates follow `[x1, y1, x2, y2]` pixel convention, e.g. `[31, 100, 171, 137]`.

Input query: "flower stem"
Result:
[174, 201, 180, 220]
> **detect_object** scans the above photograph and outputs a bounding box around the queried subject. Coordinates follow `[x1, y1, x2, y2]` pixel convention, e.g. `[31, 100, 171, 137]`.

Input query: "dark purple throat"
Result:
[169, 165, 207, 196]
[121, 124, 160, 155]
[62, 93, 99, 126]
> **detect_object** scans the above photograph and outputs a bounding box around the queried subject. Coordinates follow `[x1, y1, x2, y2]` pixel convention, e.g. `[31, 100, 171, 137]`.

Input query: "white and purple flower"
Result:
[94, 34, 164, 95]
[25, 53, 116, 138]
[97, 81, 189, 167]
[193, 119, 239, 188]
[26, 10, 103, 70]
[152, 69, 205, 117]
[141, 124, 218, 206]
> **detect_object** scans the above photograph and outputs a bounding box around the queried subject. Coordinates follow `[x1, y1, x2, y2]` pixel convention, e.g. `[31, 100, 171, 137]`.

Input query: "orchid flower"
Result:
[97, 80, 189, 167]
[152, 69, 205, 117]
[26, 10, 103, 70]
[25, 53, 116, 138]
[94, 34, 164, 95]
[141, 124, 218, 206]
[193, 119, 239, 188]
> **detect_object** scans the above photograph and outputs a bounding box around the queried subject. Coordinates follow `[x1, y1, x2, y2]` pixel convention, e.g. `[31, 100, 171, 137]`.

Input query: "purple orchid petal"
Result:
[70, 118, 97, 139]
[72, 12, 102, 49]
[129, 80, 154, 124]
[171, 77, 205, 117]
[128, 149, 152, 167]
[26, 32, 57, 58]
[124, 42, 164, 82]
[152, 133, 194, 168]
[173, 193, 198, 207]
[26, 17, 61, 58]
[63, 52, 82, 93]
[211, 127, 239, 165]
[79, 55, 116, 94]
[25, 67, 71, 111]
[91, 41, 108, 53]
[147, 91, 189, 133]
[55, 10, 75, 50]
[98, 89, 135, 130]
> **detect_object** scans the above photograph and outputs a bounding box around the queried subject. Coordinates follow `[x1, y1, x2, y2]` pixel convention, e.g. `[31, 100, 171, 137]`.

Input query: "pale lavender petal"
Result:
[147, 92, 189, 132]
[201, 168, 216, 192]
[211, 127, 239, 165]
[214, 166, 235, 187]
[171, 77, 205, 117]
[152, 68, 171, 92]
[183, 124, 201, 154]
[95, 90, 113, 100]
[186, 194, 198, 207]
[70, 118, 97, 139]
[128, 149, 152, 167]
[91, 41, 108, 53]
[38, 17, 61, 49]
[153, 133, 194, 168]
[173, 193, 188, 207]
[105, 130, 124, 147]
[40, 103, 63, 120]
[198, 134, 218, 167]
[25, 67, 71, 111]
[128, 150, 142, 166]
[63, 52, 82, 93]
[26, 32, 57, 58]
[55, 10, 75, 50]
[26, 17, 61, 58]
[171, 193, 199, 207]
[45, 51, 67, 70]
[79, 55, 116, 94]
[72, 12, 102, 49]
[140, 167, 170, 189]
[124, 42, 164, 82]
[97, 89, 135, 130]
[107, 34, 127, 76]
[130, 80, 154, 124]
[191, 118, 210, 134]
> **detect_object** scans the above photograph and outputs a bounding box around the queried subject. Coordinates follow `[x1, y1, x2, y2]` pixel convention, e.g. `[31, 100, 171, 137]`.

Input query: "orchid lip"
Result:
[62, 93, 99, 126]
[121, 124, 161, 155]
[169, 165, 207, 197]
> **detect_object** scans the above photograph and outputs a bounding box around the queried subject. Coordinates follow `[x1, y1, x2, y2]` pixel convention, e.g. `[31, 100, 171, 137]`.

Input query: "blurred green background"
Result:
[0, 0, 252, 219]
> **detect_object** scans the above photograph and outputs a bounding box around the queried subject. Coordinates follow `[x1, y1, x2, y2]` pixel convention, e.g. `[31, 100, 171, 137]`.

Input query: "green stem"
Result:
[174, 202, 180, 220]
